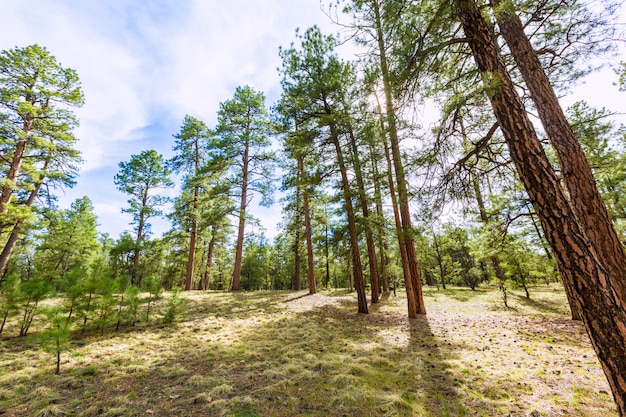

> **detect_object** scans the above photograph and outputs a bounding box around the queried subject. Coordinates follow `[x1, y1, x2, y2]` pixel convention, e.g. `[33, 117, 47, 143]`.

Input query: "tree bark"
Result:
[0, 157, 49, 275]
[0, 118, 32, 235]
[491, 0, 626, 307]
[382, 120, 418, 317]
[347, 128, 380, 303]
[293, 214, 301, 291]
[132, 190, 148, 286]
[455, 0, 626, 413]
[368, 131, 389, 293]
[328, 118, 368, 314]
[184, 185, 199, 290]
[373, 0, 425, 314]
[185, 138, 202, 291]
[203, 233, 215, 290]
[299, 154, 316, 294]
[232, 139, 249, 291]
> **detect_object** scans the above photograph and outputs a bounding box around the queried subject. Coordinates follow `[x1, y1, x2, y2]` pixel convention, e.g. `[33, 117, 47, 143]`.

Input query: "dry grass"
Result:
[0, 285, 616, 416]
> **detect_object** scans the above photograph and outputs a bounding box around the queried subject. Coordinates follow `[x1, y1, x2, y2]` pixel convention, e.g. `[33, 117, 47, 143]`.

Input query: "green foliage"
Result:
[114, 149, 174, 230]
[215, 85, 277, 207]
[0, 44, 83, 238]
[142, 275, 162, 322]
[162, 287, 185, 324]
[38, 306, 71, 374]
[35, 197, 100, 281]
[18, 277, 51, 336]
[568, 101, 626, 239]
[0, 275, 21, 335]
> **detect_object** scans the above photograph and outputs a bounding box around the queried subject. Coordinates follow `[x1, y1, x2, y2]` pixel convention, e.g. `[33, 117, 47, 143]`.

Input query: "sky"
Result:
[1, 0, 345, 239]
[1, 1, 625, 241]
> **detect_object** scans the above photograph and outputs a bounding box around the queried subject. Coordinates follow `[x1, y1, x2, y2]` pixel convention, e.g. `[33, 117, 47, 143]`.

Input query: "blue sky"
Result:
[1, 0, 342, 239]
[2, 1, 625, 240]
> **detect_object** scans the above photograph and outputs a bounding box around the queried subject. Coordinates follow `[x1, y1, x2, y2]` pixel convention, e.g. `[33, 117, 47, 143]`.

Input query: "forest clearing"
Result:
[0, 286, 613, 417]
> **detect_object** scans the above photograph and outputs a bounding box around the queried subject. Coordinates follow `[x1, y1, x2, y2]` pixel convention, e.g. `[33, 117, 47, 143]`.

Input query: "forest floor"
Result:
[0, 285, 616, 417]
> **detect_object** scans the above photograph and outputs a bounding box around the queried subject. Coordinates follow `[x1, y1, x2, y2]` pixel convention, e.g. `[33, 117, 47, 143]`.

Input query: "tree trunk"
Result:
[382, 119, 418, 317]
[232, 140, 250, 291]
[455, 0, 626, 413]
[0, 125, 31, 235]
[132, 214, 144, 286]
[293, 216, 301, 291]
[373, 1, 425, 314]
[491, 0, 626, 307]
[433, 235, 447, 290]
[185, 185, 199, 291]
[203, 233, 215, 290]
[328, 118, 368, 314]
[368, 132, 389, 294]
[347, 128, 380, 303]
[299, 154, 316, 294]
[529, 210, 581, 319]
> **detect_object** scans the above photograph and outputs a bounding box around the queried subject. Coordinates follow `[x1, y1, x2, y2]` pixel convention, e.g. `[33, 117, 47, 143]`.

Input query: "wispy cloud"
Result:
[1, 0, 343, 238]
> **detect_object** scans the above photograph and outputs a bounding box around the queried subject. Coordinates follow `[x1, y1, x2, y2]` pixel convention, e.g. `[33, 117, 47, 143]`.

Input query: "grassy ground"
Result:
[0, 285, 616, 417]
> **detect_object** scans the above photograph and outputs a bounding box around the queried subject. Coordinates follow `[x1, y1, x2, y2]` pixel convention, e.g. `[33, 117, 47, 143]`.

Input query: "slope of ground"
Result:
[0, 285, 615, 416]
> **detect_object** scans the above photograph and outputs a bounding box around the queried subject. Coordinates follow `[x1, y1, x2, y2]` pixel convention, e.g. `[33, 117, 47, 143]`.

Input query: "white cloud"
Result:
[0, 0, 347, 238]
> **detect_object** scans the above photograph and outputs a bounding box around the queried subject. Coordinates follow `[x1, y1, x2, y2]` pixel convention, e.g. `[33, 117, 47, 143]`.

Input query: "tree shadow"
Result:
[511, 293, 570, 316]
[0, 291, 614, 417]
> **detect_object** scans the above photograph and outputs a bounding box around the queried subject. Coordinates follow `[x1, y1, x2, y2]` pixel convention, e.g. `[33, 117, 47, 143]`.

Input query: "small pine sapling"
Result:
[143, 275, 162, 322]
[162, 286, 185, 324]
[39, 306, 71, 374]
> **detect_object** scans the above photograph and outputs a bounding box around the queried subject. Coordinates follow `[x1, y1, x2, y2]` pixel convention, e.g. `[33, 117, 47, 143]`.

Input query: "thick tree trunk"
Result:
[373, 1, 425, 314]
[299, 154, 316, 294]
[455, 0, 626, 413]
[492, 0, 626, 306]
[347, 128, 380, 303]
[529, 210, 581, 320]
[328, 119, 368, 314]
[232, 141, 250, 291]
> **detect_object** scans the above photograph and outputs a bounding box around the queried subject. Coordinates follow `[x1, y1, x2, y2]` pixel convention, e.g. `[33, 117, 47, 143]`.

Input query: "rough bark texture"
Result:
[347, 128, 380, 303]
[328, 118, 368, 314]
[373, 0, 425, 314]
[455, 0, 626, 414]
[491, 0, 626, 308]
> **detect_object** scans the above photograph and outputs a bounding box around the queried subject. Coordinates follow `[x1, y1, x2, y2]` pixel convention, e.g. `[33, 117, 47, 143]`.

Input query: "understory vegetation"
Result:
[0, 286, 614, 417]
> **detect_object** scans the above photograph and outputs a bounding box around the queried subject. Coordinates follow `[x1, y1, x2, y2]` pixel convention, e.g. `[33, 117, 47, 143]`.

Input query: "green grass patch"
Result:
[0, 287, 617, 416]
